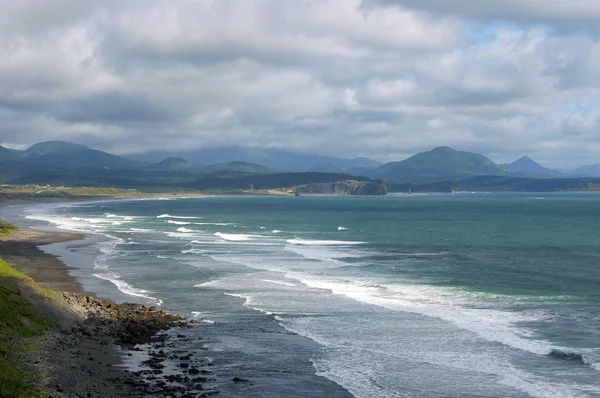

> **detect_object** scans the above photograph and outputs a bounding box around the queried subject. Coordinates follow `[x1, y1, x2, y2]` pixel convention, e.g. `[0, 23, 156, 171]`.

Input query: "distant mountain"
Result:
[20, 141, 144, 170]
[126, 146, 381, 172]
[500, 156, 563, 177]
[202, 161, 274, 177]
[570, 164, 600, 177]
[372, 146, 505, 178]
[147, 157, 194, 171]
[0, 145, 19, 161]
[307, 163, 345, 173]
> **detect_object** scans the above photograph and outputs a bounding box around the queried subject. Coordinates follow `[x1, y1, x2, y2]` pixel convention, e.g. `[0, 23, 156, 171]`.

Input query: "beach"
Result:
[4, 193, 600, 397]
[0, 198, 221, 398]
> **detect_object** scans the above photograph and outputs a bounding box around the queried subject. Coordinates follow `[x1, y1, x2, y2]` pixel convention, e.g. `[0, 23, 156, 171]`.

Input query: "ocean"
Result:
[6, 192, 600, 397]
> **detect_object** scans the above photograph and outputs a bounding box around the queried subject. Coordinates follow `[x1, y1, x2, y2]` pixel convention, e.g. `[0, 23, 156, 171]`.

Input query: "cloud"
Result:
[0, 0, 599, 169]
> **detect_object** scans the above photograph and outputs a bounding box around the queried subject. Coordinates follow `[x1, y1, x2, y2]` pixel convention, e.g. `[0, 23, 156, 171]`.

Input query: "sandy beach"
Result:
[0, 199, 219, 397]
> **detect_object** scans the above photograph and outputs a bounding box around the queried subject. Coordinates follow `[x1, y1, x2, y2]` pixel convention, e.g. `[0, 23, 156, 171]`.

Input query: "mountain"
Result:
[202, 161, 274, 177]
[372, 146, 505, 179]
[147, 157, 194, 171]
[570, 164, 600, 177]
[307, 163, 345, 173]
[0, 145, 19, 161]
[500, 156, 563, 177]
[126, 146, 381, 172]
[20, 141, 144, 169]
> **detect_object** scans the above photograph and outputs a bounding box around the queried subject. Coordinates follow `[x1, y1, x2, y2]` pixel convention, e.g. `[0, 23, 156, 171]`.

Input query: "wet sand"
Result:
[0, 228, 90, 294]
[0, 202, 216, 397]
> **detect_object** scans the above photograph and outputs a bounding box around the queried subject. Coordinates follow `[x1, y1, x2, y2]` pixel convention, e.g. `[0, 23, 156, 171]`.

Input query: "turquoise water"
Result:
[18, 193, 600, 397]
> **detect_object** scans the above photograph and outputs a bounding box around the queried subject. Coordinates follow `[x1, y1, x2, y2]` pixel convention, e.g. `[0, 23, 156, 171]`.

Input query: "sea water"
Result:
[9, 193, 600, 397]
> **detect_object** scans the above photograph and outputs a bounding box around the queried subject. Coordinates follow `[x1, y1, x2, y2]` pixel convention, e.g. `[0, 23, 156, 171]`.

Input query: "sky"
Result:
[1, 0, 599, 169]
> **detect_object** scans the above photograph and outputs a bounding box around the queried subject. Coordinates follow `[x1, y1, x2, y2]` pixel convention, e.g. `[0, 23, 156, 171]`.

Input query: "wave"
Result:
[191, 311, 216, 324]
[272, 230, 282, 233]
[104, 214, 134, 220]
[395, 252, 448, 257]
[261, 279, 297, 287]
[93, 273, 162, 305]
[214, 232, 263, 241]
[167, 220, 191, 225]
[289, 275, 559, 358]
[181, 249, 205, 255]
[338, 226, 347, 231]
[129, 228, 154, 233]
[547, 349, 598, 369]
[195, 222, 233, 226]
[176, 227, 196, 233]
[157, 214, 201, 219]
[287, 239, 364, 246]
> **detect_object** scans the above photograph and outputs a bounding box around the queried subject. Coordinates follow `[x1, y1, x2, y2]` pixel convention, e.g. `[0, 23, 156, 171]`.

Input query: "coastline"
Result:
[1, 195, 356, 398]
[0, 198, 219, 397]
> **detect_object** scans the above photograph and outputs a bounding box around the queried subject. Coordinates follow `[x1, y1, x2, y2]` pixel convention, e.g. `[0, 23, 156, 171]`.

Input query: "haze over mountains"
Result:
[1, 141, 600, 193]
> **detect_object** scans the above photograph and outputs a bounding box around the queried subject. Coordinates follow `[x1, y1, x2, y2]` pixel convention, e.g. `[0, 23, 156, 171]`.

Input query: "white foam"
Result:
[287, 238, 364, 246]
[105, 214, 135, 220]
[272, 230, 282, 233]
[182, 249, 205, 255]
[261, 279, 297, 287]
[338, 226, 347, 231]
[93, 273, 162, 305]
[214, 232, 263, 241]
[176, 227, 195, 233]
[195, 222, 233, 226]
[167, 220, 191, 225]
[129, 228, 154, 233]
[291, 275, 559, 357]
[157, 214, 201, 219]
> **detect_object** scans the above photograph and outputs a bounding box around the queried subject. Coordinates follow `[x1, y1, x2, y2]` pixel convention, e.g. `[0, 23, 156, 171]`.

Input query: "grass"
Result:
[0, 258, 58, 398]
[0, 222, 16, 237]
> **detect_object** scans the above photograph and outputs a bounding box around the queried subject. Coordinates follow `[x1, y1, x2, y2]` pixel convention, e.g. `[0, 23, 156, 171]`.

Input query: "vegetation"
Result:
[0, 222, 16, 237]
[388, 175, 600, 193]
[0, 258, 58, 398]
[372, 146, 505, 179]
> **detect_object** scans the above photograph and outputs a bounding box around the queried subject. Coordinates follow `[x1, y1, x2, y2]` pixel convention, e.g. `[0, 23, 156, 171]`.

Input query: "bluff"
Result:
[299, 180, 387, 195]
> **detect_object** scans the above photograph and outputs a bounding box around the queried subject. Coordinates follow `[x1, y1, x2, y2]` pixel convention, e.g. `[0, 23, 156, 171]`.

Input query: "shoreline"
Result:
[0, 198, 220, 397]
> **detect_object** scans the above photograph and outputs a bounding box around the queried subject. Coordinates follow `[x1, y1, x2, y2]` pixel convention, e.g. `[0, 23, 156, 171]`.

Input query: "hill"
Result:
[389, 175, 600, 193]
[500, 156, 563, 177]
[372, 146, 505, 179]
[570, 164, 600, 177]
[0, 145, 19, 161]
[147, 157, 194, 171]
[20, 141, 143, 170]
[201, 161, 274, 177]
[126, 146, 381, 172]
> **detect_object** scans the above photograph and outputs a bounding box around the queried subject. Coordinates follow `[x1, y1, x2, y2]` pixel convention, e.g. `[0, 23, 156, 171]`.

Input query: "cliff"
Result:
[299, 180, 387, 195]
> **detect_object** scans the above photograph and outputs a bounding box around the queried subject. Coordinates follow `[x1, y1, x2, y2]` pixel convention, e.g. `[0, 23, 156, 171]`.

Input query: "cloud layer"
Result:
[1, 0, 599, 168]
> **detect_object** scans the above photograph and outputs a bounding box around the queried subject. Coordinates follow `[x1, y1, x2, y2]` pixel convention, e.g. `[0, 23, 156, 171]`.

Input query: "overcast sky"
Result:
[1, 0, 599, 168]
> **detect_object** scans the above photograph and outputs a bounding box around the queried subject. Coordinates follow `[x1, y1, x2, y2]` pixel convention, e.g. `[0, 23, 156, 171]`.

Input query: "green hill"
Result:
[0, 146, 19, 161]
[20, 141, 144, 170]
[201, 161, 274, 177]
[372, 146, 505, 179]
[147, 157, 195, 171]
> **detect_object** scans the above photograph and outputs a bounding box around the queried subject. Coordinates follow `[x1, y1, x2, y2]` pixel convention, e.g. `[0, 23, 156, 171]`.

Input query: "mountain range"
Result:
[1, 141, 600, 190]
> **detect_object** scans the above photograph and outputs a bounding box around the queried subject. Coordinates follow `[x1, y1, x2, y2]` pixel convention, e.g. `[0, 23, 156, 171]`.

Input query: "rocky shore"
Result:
[21, 294, 223, 398]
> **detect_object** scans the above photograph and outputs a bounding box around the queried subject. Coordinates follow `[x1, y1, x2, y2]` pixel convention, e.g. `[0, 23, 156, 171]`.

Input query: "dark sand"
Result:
[0, 228, 90, 294]
[0, 204, 214, 397]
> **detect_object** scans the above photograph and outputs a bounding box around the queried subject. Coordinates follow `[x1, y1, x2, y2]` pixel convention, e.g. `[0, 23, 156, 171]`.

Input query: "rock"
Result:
[232, 377, 250, 382]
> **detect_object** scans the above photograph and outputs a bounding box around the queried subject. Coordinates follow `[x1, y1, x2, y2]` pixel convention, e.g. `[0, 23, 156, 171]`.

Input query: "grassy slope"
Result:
[0, 224, 60, 397]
